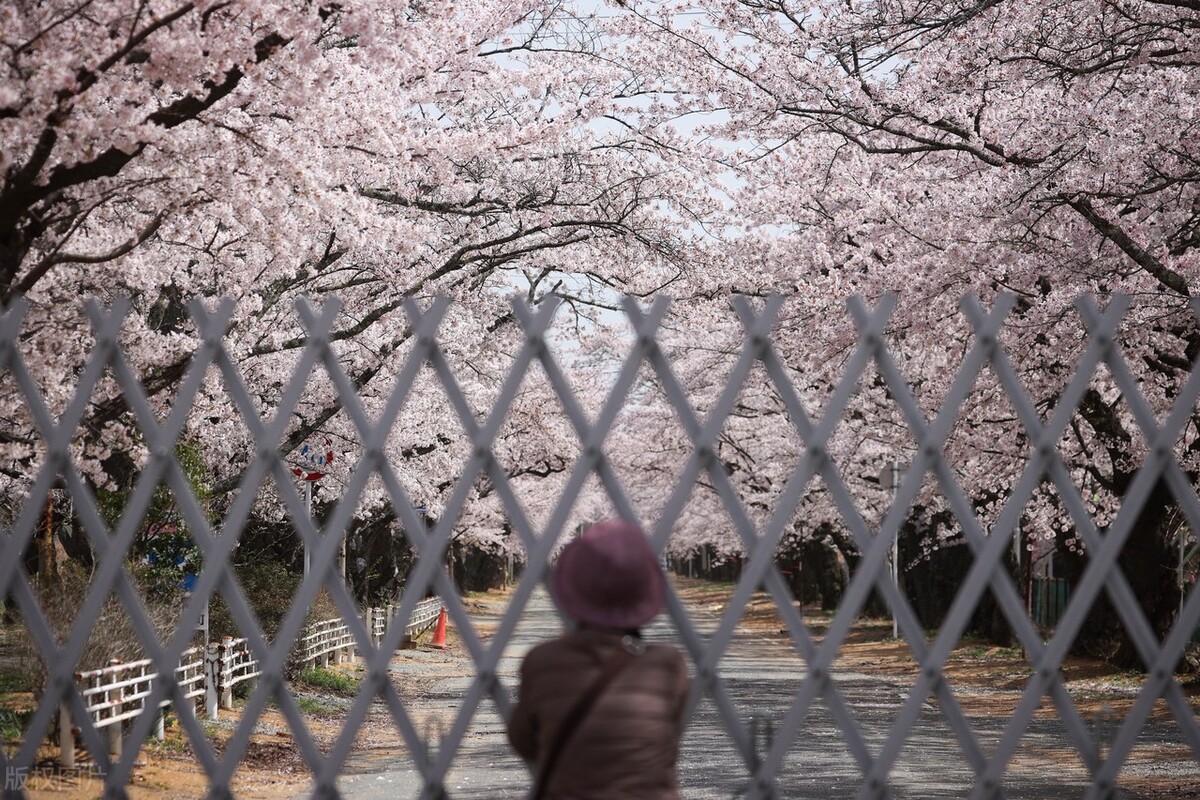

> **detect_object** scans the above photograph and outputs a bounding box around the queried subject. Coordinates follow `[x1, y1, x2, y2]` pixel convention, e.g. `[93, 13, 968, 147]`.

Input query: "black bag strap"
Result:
[532, 637, 641, 799]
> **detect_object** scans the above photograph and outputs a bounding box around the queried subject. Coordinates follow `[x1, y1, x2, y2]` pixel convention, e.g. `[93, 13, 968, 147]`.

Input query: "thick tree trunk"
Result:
[456, 545, 506, 592]
[1057, 479, 1181, 668]
[820, 523, 894, 617]
[38, 494, 59, 583]
[792, 528, 848, 612]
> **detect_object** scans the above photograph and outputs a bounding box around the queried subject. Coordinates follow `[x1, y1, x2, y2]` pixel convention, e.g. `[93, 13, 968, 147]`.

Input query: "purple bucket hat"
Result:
[552, 519, 667, 629]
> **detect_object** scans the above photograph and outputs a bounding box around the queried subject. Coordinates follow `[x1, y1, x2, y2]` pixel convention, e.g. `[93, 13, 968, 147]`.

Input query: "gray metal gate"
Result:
[1, 292, 1199, 799]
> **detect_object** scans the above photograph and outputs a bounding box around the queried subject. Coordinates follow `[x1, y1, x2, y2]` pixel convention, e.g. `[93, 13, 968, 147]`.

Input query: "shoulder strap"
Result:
[532, 642, 639, 800]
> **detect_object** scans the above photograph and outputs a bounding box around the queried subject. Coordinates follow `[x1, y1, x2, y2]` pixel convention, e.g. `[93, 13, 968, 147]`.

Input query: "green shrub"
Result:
[297, 666, 360, 696]
[267, 692, 341, 715]
[208, 559, 343, 643]
[0, 708, 32, 744]
[0, 663, 29, 694]
[293, 695, 340, 715]
[208, 560, 301, 643]
[96, 441, 210, 608]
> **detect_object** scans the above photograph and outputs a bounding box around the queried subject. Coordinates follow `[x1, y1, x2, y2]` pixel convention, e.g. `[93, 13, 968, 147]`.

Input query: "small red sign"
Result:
[291, 437, 333, 481]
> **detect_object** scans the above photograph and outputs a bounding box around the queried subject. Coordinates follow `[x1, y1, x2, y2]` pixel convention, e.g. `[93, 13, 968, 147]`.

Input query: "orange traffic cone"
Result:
[431, 605, 447, 649]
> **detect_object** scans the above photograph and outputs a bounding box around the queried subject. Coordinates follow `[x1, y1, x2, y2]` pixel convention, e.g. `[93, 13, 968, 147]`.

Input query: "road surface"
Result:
[332, 589, 1195, 799]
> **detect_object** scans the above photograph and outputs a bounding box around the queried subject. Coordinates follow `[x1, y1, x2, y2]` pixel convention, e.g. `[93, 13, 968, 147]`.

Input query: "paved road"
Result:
[334, 590, 1195, 799]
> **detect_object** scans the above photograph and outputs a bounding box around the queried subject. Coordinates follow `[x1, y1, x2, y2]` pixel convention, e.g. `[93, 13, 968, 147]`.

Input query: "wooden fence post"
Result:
[204, 646, 219, 720]
[244, 651, 257, 697]
[106, 659, 122, 759]
[58, 700, 74, 769]
[152, 666, 165, 740]
[219, 637, 234, 709]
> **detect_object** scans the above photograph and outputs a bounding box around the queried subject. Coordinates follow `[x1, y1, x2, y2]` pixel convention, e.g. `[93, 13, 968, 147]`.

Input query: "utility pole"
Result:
[880, 459, 902, 639]
[890, 459, 900, 639]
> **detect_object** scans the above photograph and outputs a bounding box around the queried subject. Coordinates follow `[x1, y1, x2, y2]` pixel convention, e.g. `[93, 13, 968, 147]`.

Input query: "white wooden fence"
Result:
[295, 596, 443, 670]
[293, 619, 356, 671]
[368, 596, 444, 650]
[60, 647, 204, 769]
[58, 599, 443, 766]
[206, 636, 261, 719]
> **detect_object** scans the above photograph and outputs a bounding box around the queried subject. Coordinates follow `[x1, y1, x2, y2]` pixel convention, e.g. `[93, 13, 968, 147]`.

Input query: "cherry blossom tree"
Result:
[9, 0, 1198, 661]
[0, 0, 719, 602]
[599, 0, 1200, 660]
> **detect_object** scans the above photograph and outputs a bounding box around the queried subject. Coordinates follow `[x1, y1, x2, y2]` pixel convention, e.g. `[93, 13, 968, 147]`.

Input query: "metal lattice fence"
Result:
[1, 292, 1199, 799]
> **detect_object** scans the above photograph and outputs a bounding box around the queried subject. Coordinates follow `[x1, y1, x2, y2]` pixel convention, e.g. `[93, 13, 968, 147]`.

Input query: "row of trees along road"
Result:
[2, 0, 1199, 667]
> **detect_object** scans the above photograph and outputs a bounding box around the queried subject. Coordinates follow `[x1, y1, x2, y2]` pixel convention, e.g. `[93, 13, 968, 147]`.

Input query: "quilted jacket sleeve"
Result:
[507, 649, 541, 761]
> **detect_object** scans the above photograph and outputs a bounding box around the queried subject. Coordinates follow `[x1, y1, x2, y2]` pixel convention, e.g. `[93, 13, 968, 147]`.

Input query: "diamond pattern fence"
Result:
[0, 292, 1199, 799]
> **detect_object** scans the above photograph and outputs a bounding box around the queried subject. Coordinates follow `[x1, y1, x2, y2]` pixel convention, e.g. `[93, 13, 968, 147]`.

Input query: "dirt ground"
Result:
[18, 612, 481, 800]
[672, 579, 1200, 799]
[672, 580, 1193, 722]
[15, 579, 1200, 798]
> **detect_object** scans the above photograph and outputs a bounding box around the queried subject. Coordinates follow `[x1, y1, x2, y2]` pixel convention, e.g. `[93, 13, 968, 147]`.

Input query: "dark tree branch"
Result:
[1067, 196, 1190, 297]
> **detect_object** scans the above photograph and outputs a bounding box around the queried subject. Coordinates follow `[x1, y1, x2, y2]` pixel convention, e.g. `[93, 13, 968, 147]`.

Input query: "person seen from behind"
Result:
[507, 518, 690, 799]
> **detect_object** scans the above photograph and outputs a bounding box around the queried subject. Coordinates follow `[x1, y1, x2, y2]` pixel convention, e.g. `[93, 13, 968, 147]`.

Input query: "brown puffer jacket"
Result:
[507, 627, 690, 799]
